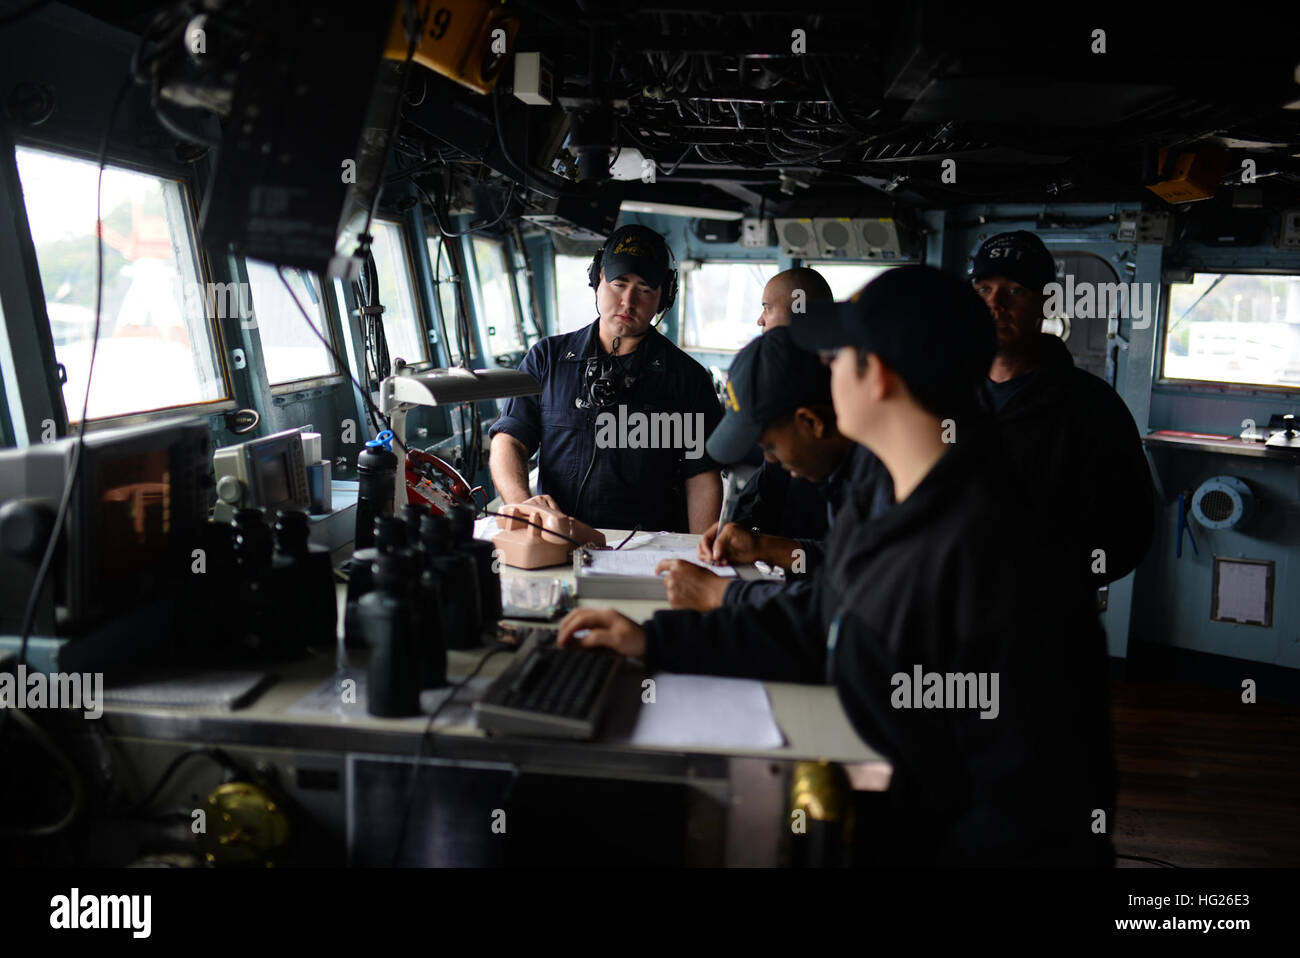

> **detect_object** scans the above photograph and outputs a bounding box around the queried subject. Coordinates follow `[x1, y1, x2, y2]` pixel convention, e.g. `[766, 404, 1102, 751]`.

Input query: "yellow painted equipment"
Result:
[384, 0, 519, 95]
[1146, 148, 1228, 204]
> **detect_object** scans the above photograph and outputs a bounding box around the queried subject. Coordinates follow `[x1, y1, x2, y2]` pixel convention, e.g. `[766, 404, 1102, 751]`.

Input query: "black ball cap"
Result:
[969, 230, 1057, 293]
[705, 327, 832, 466]
[599, 224, 670, 289]
[790, 265, 995, 408]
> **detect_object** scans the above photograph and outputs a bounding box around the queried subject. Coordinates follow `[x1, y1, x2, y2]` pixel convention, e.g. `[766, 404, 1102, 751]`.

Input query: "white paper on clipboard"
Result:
[582, 547, 737, 578]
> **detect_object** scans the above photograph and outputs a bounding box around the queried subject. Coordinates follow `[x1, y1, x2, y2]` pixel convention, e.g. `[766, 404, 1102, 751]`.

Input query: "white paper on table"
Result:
[473, 516, 502, 541]
[618, 672, 785, 750]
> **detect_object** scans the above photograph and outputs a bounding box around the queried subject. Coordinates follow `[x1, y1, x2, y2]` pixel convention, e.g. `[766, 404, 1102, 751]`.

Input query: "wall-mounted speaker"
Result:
[854, 217, 904, 260]
[775, 218, 818, 257]
[813, 218, 861, 258]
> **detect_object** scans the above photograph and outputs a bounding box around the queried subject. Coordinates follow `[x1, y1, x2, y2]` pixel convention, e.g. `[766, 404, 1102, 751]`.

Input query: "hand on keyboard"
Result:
[557, 608, 647, 659]
[474, 628, 624, 739]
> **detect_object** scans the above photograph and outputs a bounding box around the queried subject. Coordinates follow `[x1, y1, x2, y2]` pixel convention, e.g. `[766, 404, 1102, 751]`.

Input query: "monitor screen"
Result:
[97, 448, 171, 587]
[250, 443, 293, 508]
[0, 416, 210, 633]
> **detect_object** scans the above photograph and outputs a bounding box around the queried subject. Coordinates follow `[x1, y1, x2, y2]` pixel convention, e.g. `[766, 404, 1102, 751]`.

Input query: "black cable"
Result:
[433, 235, 472, 366]
[574, 445, 598, 515]
[275, 266, 408, 457]
[127, 747, 238, 814]
[353, 247, 392, 405]
[432, 209, 477, 368]
[430, 235, 453, 361]
[0, 708, 87, 839]
[348, 0, 427, 272]
[389, 643, 513, 866]
[405, 73, 428, 108]
[419, 178, 517, 239]
[433, 234, 484, 472]
[469, 401, 482, 477]
[490, 80, 559, 199]
[428, 234, 478, 471]
[614, 526, 641, 550]
[384, 154, 448, 184]
[17, 74, 132, 668]
[509, 223, 544, 342]
[478, 509, 584, 548]
[149, 80, 220, 150]
[817, 64, 871, 135]
[659, 144, 696, 177]
[353, 257, 387, 421]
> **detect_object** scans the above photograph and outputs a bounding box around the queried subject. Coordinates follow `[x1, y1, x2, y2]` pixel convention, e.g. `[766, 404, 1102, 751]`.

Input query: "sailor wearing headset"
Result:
[489, 224, 723, 533]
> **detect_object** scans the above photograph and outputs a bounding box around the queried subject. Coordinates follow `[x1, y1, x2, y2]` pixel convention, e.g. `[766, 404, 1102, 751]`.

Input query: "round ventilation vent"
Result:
[1191, 475, 1256, 530]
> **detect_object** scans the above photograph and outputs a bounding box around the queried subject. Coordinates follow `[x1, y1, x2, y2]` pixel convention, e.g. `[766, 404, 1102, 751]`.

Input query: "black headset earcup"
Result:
[663, 269, 678, 314]
[588, 248, 603, 290]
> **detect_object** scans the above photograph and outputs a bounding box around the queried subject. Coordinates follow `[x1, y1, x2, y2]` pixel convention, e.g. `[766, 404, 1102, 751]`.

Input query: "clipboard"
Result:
[573, 534, 770, 600]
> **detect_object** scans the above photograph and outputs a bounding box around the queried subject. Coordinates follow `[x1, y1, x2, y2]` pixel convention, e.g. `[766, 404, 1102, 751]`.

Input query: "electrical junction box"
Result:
[741, 218, 773, 248]
[514, 51, 553, 105]
[1117, 210, 1172, 245]
[1277, 208, 1300, 249]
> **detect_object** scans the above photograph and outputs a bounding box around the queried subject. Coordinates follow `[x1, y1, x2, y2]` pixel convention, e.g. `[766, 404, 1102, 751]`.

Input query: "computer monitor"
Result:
[0, 417, 212, 635]
[212, 428, 310, 521]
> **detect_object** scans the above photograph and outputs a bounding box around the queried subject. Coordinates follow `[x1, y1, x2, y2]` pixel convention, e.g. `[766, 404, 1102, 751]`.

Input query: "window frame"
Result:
[371, 217, 432, 368]
[551, 250, 600, 337]
[13, 138, 237, 430]
[426, 232, 480, 366]
[240, 259, 349, 395]
[504, 234, 540, 346]
[1156, 267, 1300, 398]
[681, 257, 780, 352]
[469, 234, 526, 360]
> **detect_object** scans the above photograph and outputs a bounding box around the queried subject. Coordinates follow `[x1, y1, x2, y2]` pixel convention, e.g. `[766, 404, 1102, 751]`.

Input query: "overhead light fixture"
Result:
[619, 200, 745, 221]
[379, 365, 541, 504]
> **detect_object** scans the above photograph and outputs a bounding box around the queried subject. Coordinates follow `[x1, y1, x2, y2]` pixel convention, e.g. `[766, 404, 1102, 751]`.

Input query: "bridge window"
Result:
[554, 253, 598, 334]
[807, 262, 894, 300]
[472, 237, 524, 359]
[370, 220, 427, 366]
[14, 145, 226, 421]
[244, 261, 338, 385]
[683, 261, 779, 352]
[1162, 272, 1300, 390]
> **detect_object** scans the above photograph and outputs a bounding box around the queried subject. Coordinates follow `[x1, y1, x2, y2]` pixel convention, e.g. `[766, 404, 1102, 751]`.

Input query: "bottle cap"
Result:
[365, 430, 395, 452]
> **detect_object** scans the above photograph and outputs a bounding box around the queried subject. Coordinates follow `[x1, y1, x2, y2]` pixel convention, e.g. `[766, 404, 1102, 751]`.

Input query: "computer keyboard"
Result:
[474, 629, 622, 740]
